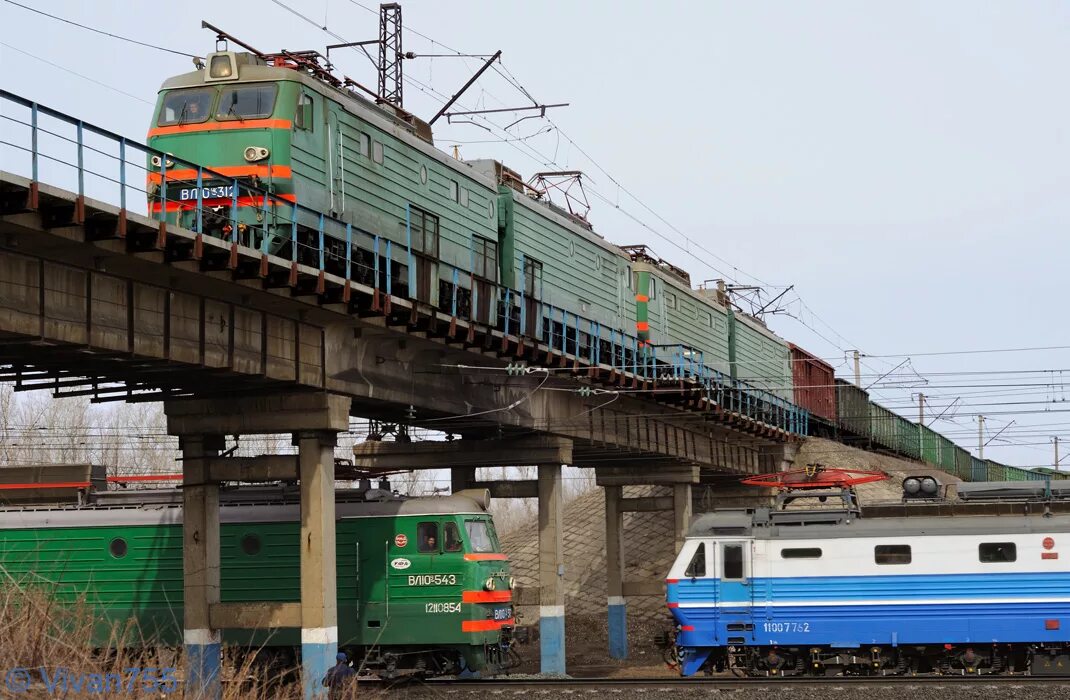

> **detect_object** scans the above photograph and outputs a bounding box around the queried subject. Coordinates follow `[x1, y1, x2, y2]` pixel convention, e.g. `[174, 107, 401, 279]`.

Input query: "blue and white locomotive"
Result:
[666, 478, 1070, 676]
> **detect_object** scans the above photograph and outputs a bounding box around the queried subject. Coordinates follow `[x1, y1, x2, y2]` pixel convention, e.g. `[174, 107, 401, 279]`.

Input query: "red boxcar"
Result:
[788, 343, 837, 423]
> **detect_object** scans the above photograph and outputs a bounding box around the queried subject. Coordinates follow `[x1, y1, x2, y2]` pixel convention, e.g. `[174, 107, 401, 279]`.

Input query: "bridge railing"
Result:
[0, 89, 810, 436]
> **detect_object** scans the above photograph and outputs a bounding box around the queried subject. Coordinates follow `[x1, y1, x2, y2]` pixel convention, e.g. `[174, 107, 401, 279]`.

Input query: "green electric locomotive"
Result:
[0, 485, 518, 676]
[145, 31, 800, 407]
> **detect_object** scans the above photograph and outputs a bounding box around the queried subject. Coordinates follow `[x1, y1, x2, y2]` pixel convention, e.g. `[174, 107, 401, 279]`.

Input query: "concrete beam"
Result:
[166, 393, 350, 436]
[469, 480, 538, 500]
[605, 485, 626, 660]
[619, 496, 674, 512]
[353, 436, 573, 470]
[209, 602, 302, 629]
[622, 580, 665, 597]
[205, 455, 299, 482]
[538, 464, 565, 675]
[451, 466, 476, 494]
[595, 464, 699, 486]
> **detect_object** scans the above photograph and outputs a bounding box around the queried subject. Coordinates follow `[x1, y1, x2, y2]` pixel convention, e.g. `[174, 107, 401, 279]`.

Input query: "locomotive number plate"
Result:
[762, 621, 810, 633]
[176, 185, 236, 201]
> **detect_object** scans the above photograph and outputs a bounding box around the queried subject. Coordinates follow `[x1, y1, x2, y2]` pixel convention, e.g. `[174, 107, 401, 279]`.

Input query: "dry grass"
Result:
[0, 581, 374, 698]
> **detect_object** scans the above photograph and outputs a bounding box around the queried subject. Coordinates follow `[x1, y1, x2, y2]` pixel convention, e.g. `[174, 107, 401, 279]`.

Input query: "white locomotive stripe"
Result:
[301, 626, 338, 644]
[675, 597, 1070, 608]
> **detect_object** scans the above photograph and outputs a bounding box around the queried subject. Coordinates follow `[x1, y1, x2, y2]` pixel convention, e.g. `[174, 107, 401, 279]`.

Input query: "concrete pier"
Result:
[538, 464, 566, 674]
[181, 434, 224, 700]
[298, 431, 339, 700]
[604, 485, 627, 659]
[166, 394, 350, 700]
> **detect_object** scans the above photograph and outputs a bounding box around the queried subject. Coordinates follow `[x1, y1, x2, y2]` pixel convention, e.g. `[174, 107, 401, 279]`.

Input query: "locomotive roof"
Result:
[689, 509, 1070, 540]
[0, 494, 489, 530]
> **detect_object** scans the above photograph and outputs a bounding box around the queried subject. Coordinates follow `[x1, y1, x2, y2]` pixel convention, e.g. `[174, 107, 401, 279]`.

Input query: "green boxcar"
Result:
[0, 490, 515, 676]
[834, 380, 870, 438]
[729, 311, 793, 401]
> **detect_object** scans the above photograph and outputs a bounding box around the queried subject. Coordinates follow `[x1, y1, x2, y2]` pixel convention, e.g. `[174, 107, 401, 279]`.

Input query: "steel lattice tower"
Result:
[378, 3, 403, 107]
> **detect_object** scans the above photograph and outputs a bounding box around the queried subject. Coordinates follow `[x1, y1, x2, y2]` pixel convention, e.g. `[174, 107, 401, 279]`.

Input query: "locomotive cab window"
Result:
[465, 520, 495, 553]
[157, 88, 214, 126]
[216, 83, 278, 121]
[722, 543, 746, 581]
[443, 522, 463, 553]
[979, 542, 1017, 563]
[875, 544, 912, 565]
[684, 542, 707, 578]
[417, 522, 439, 553]
[295, 93, 314, 130]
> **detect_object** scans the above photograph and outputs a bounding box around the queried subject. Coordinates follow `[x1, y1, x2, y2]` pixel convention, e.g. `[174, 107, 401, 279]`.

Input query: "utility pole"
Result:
[1056, 436, 1061, 471]
[977, 415, 985, 459]
[853, 350, 861, 388]
[918, 393, 925, 426]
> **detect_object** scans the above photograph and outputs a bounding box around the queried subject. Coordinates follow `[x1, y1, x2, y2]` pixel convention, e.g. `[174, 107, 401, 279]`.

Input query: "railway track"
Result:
[362, 674, 1070, 692]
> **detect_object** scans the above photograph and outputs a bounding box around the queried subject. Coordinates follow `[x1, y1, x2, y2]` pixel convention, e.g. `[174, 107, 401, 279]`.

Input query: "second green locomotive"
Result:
[0, 485, 517, 677]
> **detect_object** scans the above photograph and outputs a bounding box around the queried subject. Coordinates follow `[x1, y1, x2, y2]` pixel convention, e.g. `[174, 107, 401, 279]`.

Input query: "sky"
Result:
[1, 0, 1068, 469]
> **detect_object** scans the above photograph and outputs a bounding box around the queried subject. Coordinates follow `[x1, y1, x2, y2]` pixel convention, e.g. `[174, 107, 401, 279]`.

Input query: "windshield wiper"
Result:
[226, 102, 244, 122]
[177, 102, 189, 126]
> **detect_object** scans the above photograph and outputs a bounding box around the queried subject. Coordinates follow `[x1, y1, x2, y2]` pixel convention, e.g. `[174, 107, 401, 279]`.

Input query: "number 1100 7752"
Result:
[762, 621, 810, 633]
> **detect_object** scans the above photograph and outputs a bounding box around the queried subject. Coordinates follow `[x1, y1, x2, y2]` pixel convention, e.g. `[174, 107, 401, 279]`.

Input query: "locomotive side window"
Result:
[372, 141, 384, 164]
[722, 543, 745, 581]
[465, 520, 495, 553]
[684, 542, 706, 578]
[417, 522, 439, 553]
[472, 236, 498, 282]
[158, 88, 214, 126]
[979, 542, 1017, 563]
[781, 548, 822, 559]
[216, 84, 278, 121]
[359, 133, 371, 158]
[409, 207, 440, 257]
[875, 544, 912, 565]
[443, 522, 463, 553]
[295, 93, 314, 131]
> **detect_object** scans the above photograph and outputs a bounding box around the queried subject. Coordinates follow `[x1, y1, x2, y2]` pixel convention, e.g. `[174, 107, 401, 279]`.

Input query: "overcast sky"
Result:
[2, 0, 1067, 468]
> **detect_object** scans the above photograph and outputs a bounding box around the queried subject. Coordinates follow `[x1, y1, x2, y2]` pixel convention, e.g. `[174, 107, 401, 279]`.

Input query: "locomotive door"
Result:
[719, 541, 754, 636]
[326, 108, 341, 216]
[408, 206, 438, 305]
[523, 257, 543, 338]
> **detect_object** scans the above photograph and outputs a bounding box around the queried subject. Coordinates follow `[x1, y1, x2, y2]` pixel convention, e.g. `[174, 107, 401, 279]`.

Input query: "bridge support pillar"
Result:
[604, 485, 627, 660]
[538, 463, 566, 675]
[181, 434, 224, 700]
[673, 483, 693, 550]
[451, 465, 476, 493]
[298, 430, 339, 700]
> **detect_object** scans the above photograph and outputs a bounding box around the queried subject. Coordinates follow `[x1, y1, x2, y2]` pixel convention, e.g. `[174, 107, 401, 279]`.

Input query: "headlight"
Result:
[484, 577, 496, 591]
[508, 576, 516, 590]
[150, 155, 175, 168]
[244, 146, 270, 162]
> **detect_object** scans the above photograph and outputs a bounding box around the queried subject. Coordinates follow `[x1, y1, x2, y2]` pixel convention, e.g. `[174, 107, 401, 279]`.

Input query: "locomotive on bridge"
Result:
[144, 31, 796, 401]
[666, 476, 1070, 677]
[0, 483, 519, 677]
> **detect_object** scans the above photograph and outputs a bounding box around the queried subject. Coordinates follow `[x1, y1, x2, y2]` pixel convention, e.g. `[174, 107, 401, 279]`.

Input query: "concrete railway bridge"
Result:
[0, 91, 806, 695]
